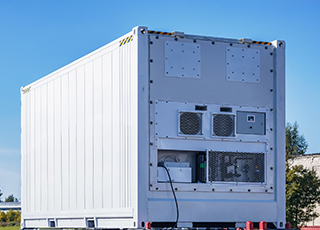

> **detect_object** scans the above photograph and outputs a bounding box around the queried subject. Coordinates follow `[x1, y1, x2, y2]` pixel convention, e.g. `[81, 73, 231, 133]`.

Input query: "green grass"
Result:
[0, 226, 20, 230]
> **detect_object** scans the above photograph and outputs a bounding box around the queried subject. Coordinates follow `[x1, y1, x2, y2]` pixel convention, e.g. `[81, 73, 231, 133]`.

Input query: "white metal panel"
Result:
[112, 47, 121, 209]
[84, 61, 94, 210]
[76, 65, 85, 210]
[135, 26, 149, 228]
[148, 32, 284, 227]
[61, 73, 69, 211]
[273, 39, 286, 228]
[47, 81, 55, 212]
[40, 84, 48, 212]
[24, 219, 48, 228]
[165, 41, 201, 78]
[148, 199, 278, 222]
[34, 88, 41, 212]
[149, 35, 274, 107]
[69, 69, 77, 211]
[93, 57, 103, 210]
[22, 207, 134, 219]
[226, 47, 260, 83]
[102, 52, 113, 209]
[29, 90, 35, 213]
[21, 27, 141, 229]
[54, 77, 62, 212]
[154, 101, 270, 144]
[157, 139, 266, 153]
[21, 87, 30, 216]
[56, 218, 85, 228]
[96, 219, 135, 228]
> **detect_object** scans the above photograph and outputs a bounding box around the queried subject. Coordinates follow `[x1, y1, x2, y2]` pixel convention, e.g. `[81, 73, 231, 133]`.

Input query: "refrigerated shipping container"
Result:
[21, 26, 286, 229]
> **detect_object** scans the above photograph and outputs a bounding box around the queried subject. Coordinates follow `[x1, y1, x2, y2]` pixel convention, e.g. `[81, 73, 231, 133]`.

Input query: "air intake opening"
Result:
[208, 151, 265, 183]
[179, 112, 202, 135]
[195, 105, 207, 111]
[220, 107, 232, 112]
[212, 114, 235, 137]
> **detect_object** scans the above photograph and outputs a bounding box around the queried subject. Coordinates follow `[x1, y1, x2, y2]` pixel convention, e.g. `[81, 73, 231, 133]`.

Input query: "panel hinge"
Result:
[172, 31, 184, 38]
[239, 38, 252, 44]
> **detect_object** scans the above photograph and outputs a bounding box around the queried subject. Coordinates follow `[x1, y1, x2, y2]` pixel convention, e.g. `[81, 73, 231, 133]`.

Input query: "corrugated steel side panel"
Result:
[21, 29, 139, 228]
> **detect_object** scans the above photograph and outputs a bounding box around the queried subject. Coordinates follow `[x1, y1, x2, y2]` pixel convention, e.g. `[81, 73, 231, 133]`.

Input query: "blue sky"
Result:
[0, 0, 319, 199]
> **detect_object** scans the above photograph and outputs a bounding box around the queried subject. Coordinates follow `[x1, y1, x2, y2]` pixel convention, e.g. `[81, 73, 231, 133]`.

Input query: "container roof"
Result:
[0, 202, 21, 209]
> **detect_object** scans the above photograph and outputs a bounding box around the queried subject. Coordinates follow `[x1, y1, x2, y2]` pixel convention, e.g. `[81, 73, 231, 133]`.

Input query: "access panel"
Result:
[236, 111, 265, 135]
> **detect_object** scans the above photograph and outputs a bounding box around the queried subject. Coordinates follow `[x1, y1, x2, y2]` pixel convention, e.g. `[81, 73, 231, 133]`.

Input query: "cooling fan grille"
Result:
[179, 112, 202, 135]
[212, 114, 235, 137]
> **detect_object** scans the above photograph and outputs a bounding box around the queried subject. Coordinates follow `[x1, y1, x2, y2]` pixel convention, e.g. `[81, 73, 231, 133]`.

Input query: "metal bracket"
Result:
[172, 31, 184, 38]
[239, 38, 252, 44]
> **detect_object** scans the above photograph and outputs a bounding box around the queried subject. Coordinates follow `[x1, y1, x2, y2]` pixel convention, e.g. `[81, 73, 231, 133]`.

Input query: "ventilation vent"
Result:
[208, 151, 264, 183]
[212, 114, 235, 137]
[179, 112, 202, 135]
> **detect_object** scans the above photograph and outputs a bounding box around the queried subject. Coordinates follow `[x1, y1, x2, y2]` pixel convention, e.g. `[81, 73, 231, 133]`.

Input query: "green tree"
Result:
[286, 122, 308, 160]
[0, 188, 3, 202]
[285, 122, 319, 227]
[5, 194, 18, 202]
[5, 210, 16, 222]
[286, 165, 320, 228]
[0, 211, 6, 222]
[15, 210, 21, 223]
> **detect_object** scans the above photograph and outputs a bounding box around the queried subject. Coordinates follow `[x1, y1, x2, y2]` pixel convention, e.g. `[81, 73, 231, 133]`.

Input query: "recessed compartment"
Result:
[208, 151, 265, 183]
[157, 150, 206, 183]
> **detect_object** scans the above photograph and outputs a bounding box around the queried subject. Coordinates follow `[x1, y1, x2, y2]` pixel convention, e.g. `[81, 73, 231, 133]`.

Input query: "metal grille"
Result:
[212, 114, 235, 137]
[179, 112, 202, 135]
[208, 151, 264, 183]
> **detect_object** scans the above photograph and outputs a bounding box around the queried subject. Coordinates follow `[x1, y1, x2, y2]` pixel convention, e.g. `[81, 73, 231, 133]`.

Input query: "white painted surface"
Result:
[148, 34, 285, 228]
[21, 26, 144, 229]
[21, 27, 285, 229]
[164, 41, 201, 78]
[226, 47, 260, 83]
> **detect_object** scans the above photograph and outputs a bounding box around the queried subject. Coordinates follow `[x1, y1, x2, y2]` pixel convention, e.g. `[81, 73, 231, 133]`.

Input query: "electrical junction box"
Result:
[159, 161, 191, 168]
[158, 166, 192, 183]
[158, 162, 192, 182]
[21, 27, 286, 229]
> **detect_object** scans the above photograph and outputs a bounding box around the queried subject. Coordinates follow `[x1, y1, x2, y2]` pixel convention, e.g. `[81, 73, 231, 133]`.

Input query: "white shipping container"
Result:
[21, 26, 286, 229]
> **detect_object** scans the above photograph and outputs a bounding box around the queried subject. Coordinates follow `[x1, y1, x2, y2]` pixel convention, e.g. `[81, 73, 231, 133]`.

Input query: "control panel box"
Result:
[237, 111, 266, 135]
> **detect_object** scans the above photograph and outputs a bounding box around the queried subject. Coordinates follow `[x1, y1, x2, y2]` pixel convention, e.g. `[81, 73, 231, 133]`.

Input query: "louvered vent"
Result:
[208, 151, 265, 183]
[179, 112, 202, 135]
[212, 114, 235, 137]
